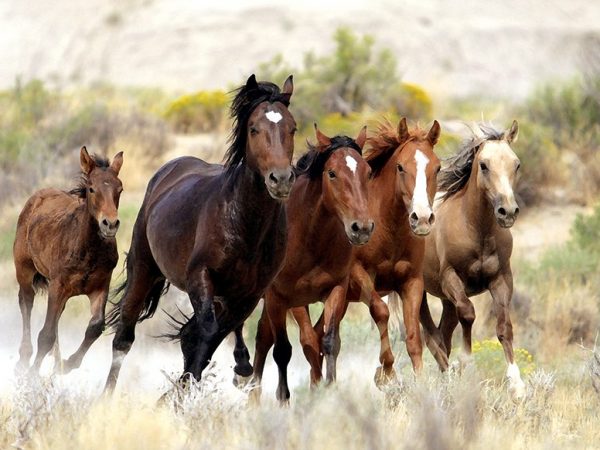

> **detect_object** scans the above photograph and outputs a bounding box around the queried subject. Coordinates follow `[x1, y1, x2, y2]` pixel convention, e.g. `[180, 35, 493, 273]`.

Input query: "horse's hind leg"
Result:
[31, 282, 68, 373]
[105, 270, 164, 392]
[419, 293, 450, 370]
[16, 283, 35, 371]
[62, 284, 109, 373]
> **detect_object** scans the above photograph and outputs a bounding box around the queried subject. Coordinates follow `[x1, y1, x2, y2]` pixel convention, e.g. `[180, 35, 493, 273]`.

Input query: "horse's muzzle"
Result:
[266, 168, 296, 200]
[346, 219, 375, 246]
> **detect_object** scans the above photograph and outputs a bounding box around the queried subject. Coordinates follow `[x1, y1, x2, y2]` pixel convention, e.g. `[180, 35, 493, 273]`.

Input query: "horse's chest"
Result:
[464, 252, 500, 289]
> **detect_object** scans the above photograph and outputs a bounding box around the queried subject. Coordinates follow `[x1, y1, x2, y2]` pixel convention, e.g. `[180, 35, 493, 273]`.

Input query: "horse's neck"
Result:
[373, 170, 409, 235]
[303, 180, 348, 251]
[229, 165, 283, 244]
[463, 176, 497, 238]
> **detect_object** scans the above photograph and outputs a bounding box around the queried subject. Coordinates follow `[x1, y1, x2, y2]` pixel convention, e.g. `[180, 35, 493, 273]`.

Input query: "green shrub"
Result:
[163, 90, 228, 133]
[385, 82, 433, 120]
[472, 339, 535, 381]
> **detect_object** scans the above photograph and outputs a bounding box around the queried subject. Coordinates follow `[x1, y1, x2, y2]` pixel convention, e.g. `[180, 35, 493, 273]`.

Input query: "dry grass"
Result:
[1, 357, 598, 450]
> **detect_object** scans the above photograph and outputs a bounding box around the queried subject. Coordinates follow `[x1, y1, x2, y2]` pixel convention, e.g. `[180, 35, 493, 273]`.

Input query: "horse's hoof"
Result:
[508, 378, 527, 402]
[14, 361, 29, 376]
[374, 366, 398, 390]
[233, 373, 253, 390]
[247, 385, 262, 407]
[233, 362, 253, 378]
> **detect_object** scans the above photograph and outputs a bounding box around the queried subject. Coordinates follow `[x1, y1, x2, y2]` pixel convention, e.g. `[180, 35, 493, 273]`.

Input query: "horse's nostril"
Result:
[369, 221, 375, 232]
[288, 171, 295, 183]
[514, 207, 520, 216]
[351, 222, 360, 233]
[114, 219, 120, 229]
[410, 212, 418, 222]
[269, 172, 278, 184]
[429, 213, 435, 225]
[498, 207, 506, 216]
[102, 219, 109, 227]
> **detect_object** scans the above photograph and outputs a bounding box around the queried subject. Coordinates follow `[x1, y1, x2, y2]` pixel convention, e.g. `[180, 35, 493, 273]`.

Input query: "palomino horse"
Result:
[104, 75, 296, 391]
[293, 118, 441, 385]
[14, 147, 124, 373]
[419, 121, 525, 399]
[244, 126, 373, 403]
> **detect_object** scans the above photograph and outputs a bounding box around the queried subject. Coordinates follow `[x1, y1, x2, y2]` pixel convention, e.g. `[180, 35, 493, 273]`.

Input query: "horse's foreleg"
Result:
[369, 291, 397, 386]
[322, 284, 348, 384]
[440, 269, 475, 361]
[63, 286, 108, 373]
[31, 283, 68, 373]
[489, 274, 525, 400]
[420, 293, 450, 371]
[398, 276, 425, 373]
[233, 324, 253, 378]
[291, 306, 322, 387]
[187, 267, 218, 380]
[439, 298, 459, 358]
[265, 291, 292, 404]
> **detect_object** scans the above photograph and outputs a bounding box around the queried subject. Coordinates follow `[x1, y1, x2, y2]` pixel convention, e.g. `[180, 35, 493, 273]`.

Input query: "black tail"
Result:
[105, 253, 170, 331]
[159, 306, 193, 341]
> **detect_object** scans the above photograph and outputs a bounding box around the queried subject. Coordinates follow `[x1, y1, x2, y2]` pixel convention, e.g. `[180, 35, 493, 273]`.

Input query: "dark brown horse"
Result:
[292, 118, 441, 386]
[419, 121, 525, 399]
[104, 75, 296, 391]
[243, 125, 372, 403]
[14, 147, 124, 373]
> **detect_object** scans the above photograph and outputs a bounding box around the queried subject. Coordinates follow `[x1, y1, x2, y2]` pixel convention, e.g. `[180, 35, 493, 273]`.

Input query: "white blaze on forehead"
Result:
[345, 155, 358, 174]
[265, 110, 282, 123]
[412, 150, 431, 214]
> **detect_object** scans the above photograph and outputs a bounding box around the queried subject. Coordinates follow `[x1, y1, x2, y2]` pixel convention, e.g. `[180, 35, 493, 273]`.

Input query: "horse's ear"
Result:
[355, 126, 367, 150]
[246, 74, 259, 90]
[80, 146, 95, 175]
[427, 120, 441, 146]
[111, 151, 124, 175]
[314, 123, 331, 150]
[398, 117, 409, 143]
[282, 75, 294, 98]
[506, 120, 519, 143]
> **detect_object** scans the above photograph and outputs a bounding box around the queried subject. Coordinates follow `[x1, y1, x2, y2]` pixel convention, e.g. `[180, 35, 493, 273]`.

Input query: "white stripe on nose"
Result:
[412, 150, 431, 216]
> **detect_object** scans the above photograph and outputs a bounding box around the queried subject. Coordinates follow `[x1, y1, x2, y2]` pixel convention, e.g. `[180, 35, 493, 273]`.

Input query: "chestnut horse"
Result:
[243, 125, 373, 403]
[104, 75, 296, 391]
[293, 118, 441, 385]
[14, 147, 124, 373]
[419, 121, 526, 399]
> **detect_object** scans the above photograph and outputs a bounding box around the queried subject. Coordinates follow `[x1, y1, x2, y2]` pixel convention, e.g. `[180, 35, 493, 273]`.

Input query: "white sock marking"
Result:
[265, 111, 282, 123]
[345, 155, 357, 174]
[413, 150, 430, 214]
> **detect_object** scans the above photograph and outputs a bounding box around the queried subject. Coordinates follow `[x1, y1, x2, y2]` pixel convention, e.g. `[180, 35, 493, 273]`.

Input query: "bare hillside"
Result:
[0, 0, 598, 97]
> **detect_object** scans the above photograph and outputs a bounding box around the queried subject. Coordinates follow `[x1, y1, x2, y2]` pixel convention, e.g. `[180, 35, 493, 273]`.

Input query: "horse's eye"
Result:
[291, 127, 297, 135]
[250, 126, 259, 135]
[480, 162, 489, 172]
[328, 170, 336, 179]
[368, 170, 374, 180]
[88, 187, 95, 194]
[436, 166, 441, 174]
[397, 164, 404, 173]
[516, 163, 521, 171]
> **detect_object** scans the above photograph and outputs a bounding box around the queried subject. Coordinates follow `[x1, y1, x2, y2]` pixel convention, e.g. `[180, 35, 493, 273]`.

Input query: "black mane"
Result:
[295, 135, 362, 180]
[438, 123, 506, 201]
[69, 153, 110, 198]
[224, 80, 291, 175]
